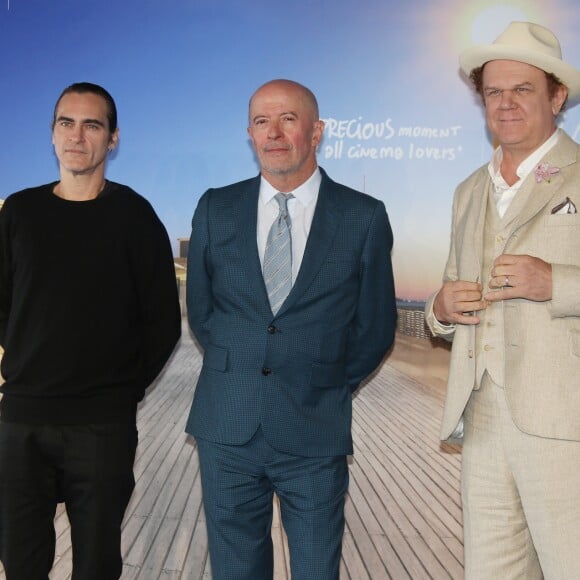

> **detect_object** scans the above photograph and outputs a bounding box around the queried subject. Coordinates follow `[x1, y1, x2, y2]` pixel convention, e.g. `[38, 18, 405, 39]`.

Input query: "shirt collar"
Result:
[259, 168, 321, 207]
[488, 128, 561, 188]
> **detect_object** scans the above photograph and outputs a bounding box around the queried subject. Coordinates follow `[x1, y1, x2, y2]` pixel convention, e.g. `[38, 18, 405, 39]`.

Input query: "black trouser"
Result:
[0, 422, 137, 580]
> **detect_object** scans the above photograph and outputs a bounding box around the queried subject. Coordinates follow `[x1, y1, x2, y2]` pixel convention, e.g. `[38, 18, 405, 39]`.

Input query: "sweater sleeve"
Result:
[0, 201, 12, 348]
[130, 200, 181, 399]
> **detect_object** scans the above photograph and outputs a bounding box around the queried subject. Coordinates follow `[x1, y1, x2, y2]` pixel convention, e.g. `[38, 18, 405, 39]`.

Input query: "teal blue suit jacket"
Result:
[185, 169, 397, 456]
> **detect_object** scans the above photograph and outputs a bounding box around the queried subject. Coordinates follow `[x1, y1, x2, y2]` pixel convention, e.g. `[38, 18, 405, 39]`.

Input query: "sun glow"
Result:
[414, 0, 567, 74]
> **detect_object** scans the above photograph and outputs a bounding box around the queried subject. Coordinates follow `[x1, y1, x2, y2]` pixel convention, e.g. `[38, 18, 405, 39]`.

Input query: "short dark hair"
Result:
[52, 82, 118, 132]
[469, 65, 568, 112]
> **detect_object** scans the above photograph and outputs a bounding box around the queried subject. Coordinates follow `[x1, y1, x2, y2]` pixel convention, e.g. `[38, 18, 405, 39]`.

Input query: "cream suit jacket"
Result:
[426, 131, 580, 441]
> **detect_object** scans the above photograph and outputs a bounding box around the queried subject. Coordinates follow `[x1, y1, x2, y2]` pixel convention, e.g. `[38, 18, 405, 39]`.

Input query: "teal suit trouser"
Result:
[196, 426, 348, 580]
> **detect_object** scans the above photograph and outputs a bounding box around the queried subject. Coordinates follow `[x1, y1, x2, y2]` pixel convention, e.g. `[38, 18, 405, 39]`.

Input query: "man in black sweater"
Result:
[0, 83, 181, 579]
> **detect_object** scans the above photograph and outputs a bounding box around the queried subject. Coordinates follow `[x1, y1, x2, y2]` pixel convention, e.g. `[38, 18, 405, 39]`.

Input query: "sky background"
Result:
[1, 0, 579, 300]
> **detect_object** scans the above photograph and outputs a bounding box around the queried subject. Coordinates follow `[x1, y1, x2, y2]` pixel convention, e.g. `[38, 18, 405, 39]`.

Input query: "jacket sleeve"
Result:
[550, 264, 580, 317]
[346, 201, 397, 390]
[186, 190, 213, 350]
[425, 292, 456, 341]
[425, 183, 462, 340]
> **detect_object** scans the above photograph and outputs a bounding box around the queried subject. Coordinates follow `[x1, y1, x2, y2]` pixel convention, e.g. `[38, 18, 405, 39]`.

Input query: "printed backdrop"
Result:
[2, 0, 579, 301]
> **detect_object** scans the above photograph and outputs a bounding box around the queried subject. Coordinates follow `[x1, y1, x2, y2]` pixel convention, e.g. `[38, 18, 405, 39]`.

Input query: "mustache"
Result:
[262, 144, 291, 153]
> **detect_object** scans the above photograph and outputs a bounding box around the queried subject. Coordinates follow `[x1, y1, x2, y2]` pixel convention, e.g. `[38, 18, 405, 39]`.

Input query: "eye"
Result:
[254, 118, 268, 126]
[484, 88, 501, 98]
[86, 124, 100, 130]
[59, 120, 73, 127]
[514, 86, 531, 95]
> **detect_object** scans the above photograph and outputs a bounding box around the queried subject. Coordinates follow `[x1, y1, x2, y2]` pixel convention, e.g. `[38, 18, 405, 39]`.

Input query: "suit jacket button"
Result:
[262, 367, 272, 376]
[267, 325, 277, 334]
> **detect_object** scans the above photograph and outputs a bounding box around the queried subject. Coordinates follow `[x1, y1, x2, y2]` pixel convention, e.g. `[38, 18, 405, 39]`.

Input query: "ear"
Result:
[108, 128, 120, 151]
[247, 125, 258, 150]
[551, 85, 568, 115]
[312, 119, 325, 148]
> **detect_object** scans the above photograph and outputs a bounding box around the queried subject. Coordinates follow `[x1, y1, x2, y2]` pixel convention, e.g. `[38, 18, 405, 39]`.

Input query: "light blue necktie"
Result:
[263, 193, 293, 315]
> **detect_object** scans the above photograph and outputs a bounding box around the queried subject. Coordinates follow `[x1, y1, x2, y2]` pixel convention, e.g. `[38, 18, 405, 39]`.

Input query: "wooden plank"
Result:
[0, 328, 464, 579]
[351, 369, 464, 579]
[347, 470, 411, 580]
[343, 493, 389, 578]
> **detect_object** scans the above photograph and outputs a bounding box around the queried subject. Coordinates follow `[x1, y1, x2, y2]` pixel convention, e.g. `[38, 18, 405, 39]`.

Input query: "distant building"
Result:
[174, 239, 189, 316]
[396, 300, 432, 340]
[177, 238, 189, 259]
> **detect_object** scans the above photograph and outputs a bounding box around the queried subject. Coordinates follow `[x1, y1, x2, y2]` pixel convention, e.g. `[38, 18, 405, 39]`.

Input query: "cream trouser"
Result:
[462, 373, 580, 580]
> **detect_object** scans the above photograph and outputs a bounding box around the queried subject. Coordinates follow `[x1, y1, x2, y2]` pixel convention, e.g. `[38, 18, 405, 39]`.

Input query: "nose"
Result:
[499, 90, 516, 109]
[69, 124, 85, 142]
[267, 120, 282, 139]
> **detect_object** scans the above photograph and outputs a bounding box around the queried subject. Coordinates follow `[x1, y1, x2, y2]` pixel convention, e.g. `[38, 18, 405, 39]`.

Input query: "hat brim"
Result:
[460, 44, 580, 100]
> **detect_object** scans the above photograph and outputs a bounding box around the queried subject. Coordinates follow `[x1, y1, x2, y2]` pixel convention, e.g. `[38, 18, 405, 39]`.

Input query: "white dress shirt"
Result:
[257, 168, 321, 283]
[488, 128, 560, 218]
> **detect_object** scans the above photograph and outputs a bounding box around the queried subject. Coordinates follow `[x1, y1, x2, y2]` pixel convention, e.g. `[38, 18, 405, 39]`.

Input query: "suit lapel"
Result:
[237, 176, 273, 314]
[460, 169, 488, 282]
[509, 131, 578, 232]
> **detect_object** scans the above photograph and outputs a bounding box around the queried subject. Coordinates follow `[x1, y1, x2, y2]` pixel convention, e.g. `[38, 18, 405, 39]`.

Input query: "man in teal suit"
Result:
[186, 79, 397, 579]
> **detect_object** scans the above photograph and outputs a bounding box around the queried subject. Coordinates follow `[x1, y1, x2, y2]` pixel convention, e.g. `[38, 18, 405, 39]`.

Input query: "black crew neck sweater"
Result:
[0, 181, 181, 424]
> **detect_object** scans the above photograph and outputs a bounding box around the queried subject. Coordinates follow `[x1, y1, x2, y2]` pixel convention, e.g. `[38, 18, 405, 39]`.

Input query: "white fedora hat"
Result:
[460, 21, 580, 100]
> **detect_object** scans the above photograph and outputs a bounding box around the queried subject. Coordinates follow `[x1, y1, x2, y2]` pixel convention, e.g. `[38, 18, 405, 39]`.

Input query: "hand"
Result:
[433, 280, 487, 325]
[486, 254, 552, 302]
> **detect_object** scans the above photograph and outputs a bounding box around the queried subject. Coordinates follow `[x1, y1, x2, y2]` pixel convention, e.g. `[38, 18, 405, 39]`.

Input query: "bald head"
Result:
[249, 79, 320, 124]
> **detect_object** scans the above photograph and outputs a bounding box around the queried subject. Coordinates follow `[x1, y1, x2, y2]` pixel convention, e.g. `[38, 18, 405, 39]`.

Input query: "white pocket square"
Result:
[551, 197, 577, 214]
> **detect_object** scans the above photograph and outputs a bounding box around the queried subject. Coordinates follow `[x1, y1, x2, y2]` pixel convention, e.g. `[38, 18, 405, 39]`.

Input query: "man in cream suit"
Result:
[426, 22, 580, 579]
[186, 79, 396, 579]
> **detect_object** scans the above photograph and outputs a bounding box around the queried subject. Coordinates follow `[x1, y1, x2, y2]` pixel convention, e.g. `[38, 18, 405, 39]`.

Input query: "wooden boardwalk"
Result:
[0, 326, 463, 579]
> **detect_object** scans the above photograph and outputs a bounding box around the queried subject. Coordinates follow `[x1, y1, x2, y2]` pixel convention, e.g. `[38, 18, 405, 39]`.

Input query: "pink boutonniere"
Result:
[534, 162, 560, 183]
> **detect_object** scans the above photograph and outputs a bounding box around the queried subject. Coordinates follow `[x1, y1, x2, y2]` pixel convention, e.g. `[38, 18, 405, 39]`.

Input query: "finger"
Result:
[448, 280, 481, 293]
[455, 300, 487, 315]
[485, 288, 515, 302]
[454, 291, 483, 304]
[491, 273, 517, 288]
[489, 265, 507, 280]
[493, 253, 518, 267]
[472, 300, 489, 312]
[453, 312, 481, 325]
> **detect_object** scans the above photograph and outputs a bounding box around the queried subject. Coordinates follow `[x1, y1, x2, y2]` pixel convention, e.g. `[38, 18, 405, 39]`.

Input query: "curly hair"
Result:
[469, 65, 568, 113]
